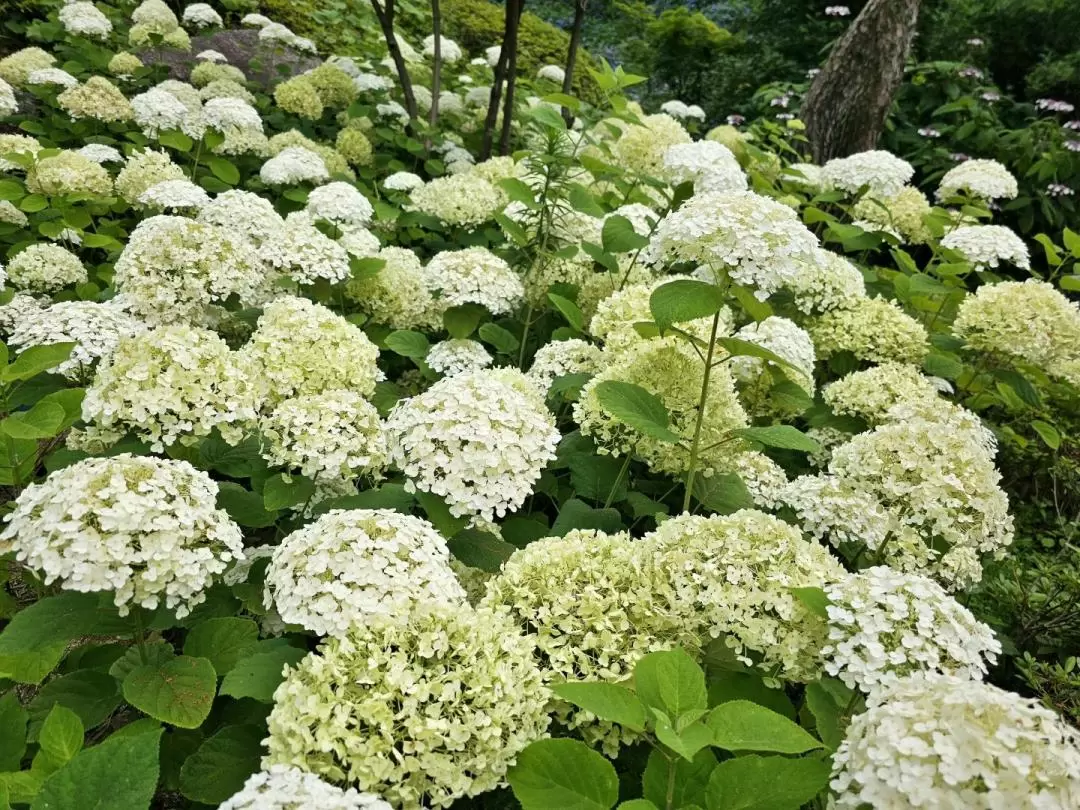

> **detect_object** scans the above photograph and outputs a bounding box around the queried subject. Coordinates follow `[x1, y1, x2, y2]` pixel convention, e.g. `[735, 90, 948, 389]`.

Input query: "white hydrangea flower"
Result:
[260, 146, 329, 186]
[426, 339, 493, 376]
[115, 148, 185, 203]
[662, 140, 747, 193]
[7, 244, 87, 292]
[195, 190, 282, 249]
[240, 296, 381, 407]
[781, 473, 893, 551]
[77, 143, 125, 164]
[808, 297, 929, 364]
[526, 338, 602, 393]
[0, 200, 29, 227]
[786, 250, 867, 314]
[259, 389, 387, 479]
[537, 64, 565, 83]
[113, 215, 268, 322]
[27, 68, 79, 88]
[354, 72, 392, 92]
[386, 368, 559, 519]
[0, 78, 17, 116]
[937, 158, 1018, 201]
[182, 3, 222, 27]
[137, 178, 211, 210]
[345, 246, 440, 330]
[83, 323, 259, 450]
[730, 316, 816, 393]
[832, 673, 1080, 808]
[259, 212, 351, 285]
[940, 224, 1031, 269]
[409, 173, 505, 227]
[240, 12, 272, 27]
[732, 450, 789, 509]
[196, 49, 227, 62]
[376, 100, 410, 124]
[647, 190, 824, 300]
[823, 566, 1000, 693]
[337, 222, 381, 258]
[824, 362, 941, 423]
[265, 603, 551, 809]
[0, 455, 243, 618]
[822, 150, 914, 196]
[423, 34, 462, 63]
[9, 300, 146, 380]
[384, 171, 424, 191]
[265, 509, 465, 636]
[202, 96, 262, 132]
[0, 294, 44, 334]
[781, 162, 828, 192]
[305, 181, 374, 227]
[423, 247, 524, 315]
[58, 2, 112, 38]
[485, 44, 502, 66]
[221, 766, 390, 810]
[611, 113, 692, 177]
[131, 87, 203, 138]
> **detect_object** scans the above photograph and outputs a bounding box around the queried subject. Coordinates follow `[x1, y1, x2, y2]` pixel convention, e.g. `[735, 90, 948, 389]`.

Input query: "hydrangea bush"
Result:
[0, 2, 1078, 810]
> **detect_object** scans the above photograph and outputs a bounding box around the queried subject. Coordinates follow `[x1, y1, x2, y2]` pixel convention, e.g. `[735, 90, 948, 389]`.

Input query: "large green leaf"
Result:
[508, 738, 619, 810]
[384, 329, 430, 359]
[28, 671, 120, 740]
[1, 401, 65, 439]
[642, 748, 717, 809]
[649, 280, 726, 331]
[602, 215, 649, 254]
[0, 691, 28, 770]
[634, 648, 708, 726]
[219, 645, 306, 703]
[217, 482, 278, 528]
[3, 343, 76, 382]
[707, 700, 823, 753]
[262, 473, 315, 511]
[37, 705, 83, 769]
[183, 617, 259, 675]
[31, 726, 161, 810]
[446, 529, 516, 573]
[594, 381, 681, 443]
[178, 725, 263, 805]
[732, 426, 820, 453]
[704, 754, 831, 810]
[122, 656, 217, 729]
[550, 683, 646, 732]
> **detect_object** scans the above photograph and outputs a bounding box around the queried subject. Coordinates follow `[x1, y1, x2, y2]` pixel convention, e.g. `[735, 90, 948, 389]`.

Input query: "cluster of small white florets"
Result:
[808, 297, 929, 364]
[259, 389, 387, 480]
[77, 144, 125, 165]
[940, 224, 1031, 269]
[82, 323, 260, 451]
[306, 181, 375, 228]
[661, 140, 747, 192]
[660, 99, 706, 121]
[384, 171, 424, 191]
[647, 191, 823, 300]
[831, 673, 1080, 809]
[345, 246, 440, 329]
[220, 766, 392, 810]
[386, 368, 560, 519]
[264, 509, 465, 637]
[27, 67, 78, 88]
[422, 34, 462, 63]
[823, 566, 1001, 692]
[259, 212, 351, 286]
[937, 158, 1019, 200]
[730, 316, 817, 394]
[202, 96, 262, 133]
[6, 244, 87, 292]
[423, 247, 524, 314]
[0, 455, 243, 617]
[409, 173, 505, 227]
[426, 339, 493, 376]
[823, 362, 942, 423]
[9, 300, 146, 380]
[260, 146, 329, 185]
[526, 338, 603, 393]
[181, 3, 223, 28]
[822, 150, 915, 196]
[610, 113, 692, 177]
[59, 2, 113, 39]
[131, 87, 203, 138]
[115, 148, 185, 203]
[197, 189, 284, 247]
[137, 178, 210, 210]
[0, 78, 17, 116]
[264, 603, 550, 809]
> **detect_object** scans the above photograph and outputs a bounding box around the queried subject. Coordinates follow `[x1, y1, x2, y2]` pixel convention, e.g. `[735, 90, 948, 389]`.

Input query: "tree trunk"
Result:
[429, 0, 441, 127]
[560, 0, 587, 125]
[480, 3, 514, 159]
[498, 0, 524, 155]
[801, 0, 922, 162]
[370, 0, 418, 121]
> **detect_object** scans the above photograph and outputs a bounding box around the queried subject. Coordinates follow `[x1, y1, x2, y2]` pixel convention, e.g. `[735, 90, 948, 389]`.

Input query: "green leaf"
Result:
[415, 490, 470, 538]
[3, 343, 76, 382]
[567, 184, 605, 217]
[733, 426, 820, 453]
[528, 104, 568, 132]
[384, 329, 430, 359]
[716, 338, 799, 374]
[704, 754, 831, 810]
[217, 482, 278, 528]
[0, 691, 28, 770]
[548, 294, 584, 331]
[803, 680, 845, 749]
[550, 498, 624, 536]
[790, 586, 830, 619]
[649, 280, 725, 331]
[692, 472, 753, 515]
[1063, 227, 1080, 259]
[108, 642, 175, 683]
[478, 322, 520, 354]
[198, 434, 263, 478]
[508, 738, 619, 810]
[447, 529, 516, 573]
[634, 649, 707, 725]
[1, 401, 65, 439]
[183, 618, 259, 675]
[568, 452, 628, 504]
[707, 671, 795, 718]
[207, 156, 239, 185]
[619, 802, 659, 810]
[37, 706, 83, 767]
[28, 671, 120, 739]
[653, 714, 715, 761]
[602, 215, 649, 254]
[1034, 233, 1064, 267]
[1031, 420, 1061, 450]
[1059, 275, 1080, 292]
[994, 369, 1041, 408]
[31, 726, 161, 810]
[178, 724, 263, 805]
[594, 381, 681, 443]
[157, 130, 193, 152]
[219, 646, 306, 703]
[499, 177, 539, 209]
[262, 473, 315, 511]
[122, 656, 217, 729]
[707, 700, 823, 753]
[643, 748, 716, 809]
[443, 303, 486, 338]
[580, 241, 619, 273]
[769, 380, 813, 413]
[550, 683, 646, 732]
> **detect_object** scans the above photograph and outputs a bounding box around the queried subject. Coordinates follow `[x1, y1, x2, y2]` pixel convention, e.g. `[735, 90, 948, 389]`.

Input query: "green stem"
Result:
[133, 608, 148, 665]
[603, 453, 632, 509]
[665, 754, 678, 810]
[681, 310, 722, 513]
[517, 304, 535, 369]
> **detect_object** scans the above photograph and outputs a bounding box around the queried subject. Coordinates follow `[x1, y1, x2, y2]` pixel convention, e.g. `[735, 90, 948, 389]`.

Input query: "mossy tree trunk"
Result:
[560, 0, 587, 125]
[801, 0, 922, 162]
[370, 0, 418, 120]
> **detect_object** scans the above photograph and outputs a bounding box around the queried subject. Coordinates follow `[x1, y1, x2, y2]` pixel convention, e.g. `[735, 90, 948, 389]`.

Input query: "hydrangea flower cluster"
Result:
[730, 316, 817, 394]
[26, 150, 112, 197]
[823, 566, 1001, 692]
[937, 158, 1019, 200]
[6, 244, 87, 292]
[822, 150, 915, 196]
[346, 246, 441, 330]
[198, 189, 285, 247]
[57, 75, 133, 121]
[264, 509, 465, 636]
[823, 362, 942, 423]
[306, 181, 374, 228]
[941, 224, 1031, 269]
[852, 186, 934, 244]
[115, 149, 185, 203]
[526, 338, 603, 393]
[0, 455, 244, 618]
[661, 140, 747, 193]
[426, 339, 493, 376]
[785, 250, 868, 314]
[409, 173, 505, 227]
[220, 766, 392, 810]
[260, 212, 351, 286]
[423, 247, 524, 314]
[611, 113, 692, 177]
[831, 673, 1080, 808]
[259, 390, 387, 480]
[260, 146, 329, 186]
[386, 368, 560, 519]
[264, 604, 550, 809]
[808, 297, 929, 364]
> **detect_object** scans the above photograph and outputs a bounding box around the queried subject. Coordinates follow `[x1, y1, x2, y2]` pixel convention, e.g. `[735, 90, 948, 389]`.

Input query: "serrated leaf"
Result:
[262, 473, 315, 511]
[550, 498, 624, 536]
[707, 700, 823, 753]
[643, 748, 716, 809]
[1031, 420, 1061, 450]
[2, 401, 65, 439]
[28, 671, 120, 739]
[499, 177, 539, 209]
[804, 681, 844, 749]
[107, 641, 175, 682]
[602, 215, 649, 254]
[219, 646, 306, 703]
[183, 618, 259, 675]
[178, 725, 262, 805]
[705, 754, 830, 810]
[649, 280, 725, 330]
[654, 713, 715, 761]
[37, 706, 83, 766]
[508, 738, 618, 810]
[635, 648, 707, 725]
[3, 343, 76, 382]
[551, 682, 646, 731]
[733, 425, 820, 453]
[0, 691, 28, 771]
[692, 472, 754, 515]
[594, 381, 681, 443]
[207, 156, 239, 185]
[122, 656, 217, 729]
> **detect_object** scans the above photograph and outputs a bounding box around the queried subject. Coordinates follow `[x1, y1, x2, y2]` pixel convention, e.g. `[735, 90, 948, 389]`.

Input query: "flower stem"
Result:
[682, 310, 722, 513]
